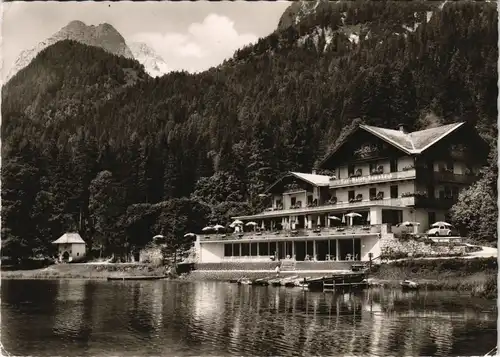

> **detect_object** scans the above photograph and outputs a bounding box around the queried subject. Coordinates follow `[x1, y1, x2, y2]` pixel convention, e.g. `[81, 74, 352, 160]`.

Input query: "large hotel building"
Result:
[195, 122, 488, 265]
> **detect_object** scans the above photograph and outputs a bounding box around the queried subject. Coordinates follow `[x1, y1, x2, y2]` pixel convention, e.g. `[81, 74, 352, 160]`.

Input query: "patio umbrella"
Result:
[202, 226, 213, 232]
[342, 214, 346, 224]
[346, 212, 362, 218]
[346, 212, 361, 226]
[229, 222, 236, 228]
[152, 234, 164, 239]
[213, 224, 225, 231]
[184, 233, 196, 238]
[328, 215, 341, 221]
[431, 221, 452, 227]
[232, 220, 244, 225]
[317, 216, 321, 226]
[261, 221, 265, 230]
[246, 221, 258, 232]
[366, 212, 371, 223]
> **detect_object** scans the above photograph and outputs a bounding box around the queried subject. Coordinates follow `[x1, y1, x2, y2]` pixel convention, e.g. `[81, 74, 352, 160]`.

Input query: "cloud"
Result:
[131, 14, 258, 73]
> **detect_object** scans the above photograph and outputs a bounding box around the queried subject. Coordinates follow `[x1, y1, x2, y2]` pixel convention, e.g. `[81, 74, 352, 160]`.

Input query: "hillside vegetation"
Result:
[1, 0, 497, 260]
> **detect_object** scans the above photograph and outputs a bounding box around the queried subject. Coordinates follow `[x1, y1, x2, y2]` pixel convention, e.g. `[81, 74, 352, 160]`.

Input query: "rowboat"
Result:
[400, 280, 419, 290]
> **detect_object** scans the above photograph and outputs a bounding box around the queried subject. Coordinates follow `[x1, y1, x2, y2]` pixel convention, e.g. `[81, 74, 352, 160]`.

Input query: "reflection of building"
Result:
[197, 122, 488, 264]
[53, 280, 86, 336]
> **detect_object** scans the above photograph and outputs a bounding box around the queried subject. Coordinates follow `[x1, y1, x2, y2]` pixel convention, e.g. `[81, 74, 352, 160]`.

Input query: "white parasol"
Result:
[431, 221, 452, 227]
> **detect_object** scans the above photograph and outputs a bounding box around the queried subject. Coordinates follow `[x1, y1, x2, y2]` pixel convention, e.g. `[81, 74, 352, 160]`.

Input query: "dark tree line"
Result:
[1, 0, 497, 259]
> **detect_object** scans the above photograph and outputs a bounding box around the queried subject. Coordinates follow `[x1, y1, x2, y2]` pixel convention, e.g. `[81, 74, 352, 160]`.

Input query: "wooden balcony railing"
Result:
[235, 197, 416, 220]
[431, 171, 478, 184]
[329, 169, 416, 188]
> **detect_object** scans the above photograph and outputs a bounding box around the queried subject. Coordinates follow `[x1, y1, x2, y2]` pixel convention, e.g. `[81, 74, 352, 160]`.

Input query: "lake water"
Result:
[1, 279, 497, 356]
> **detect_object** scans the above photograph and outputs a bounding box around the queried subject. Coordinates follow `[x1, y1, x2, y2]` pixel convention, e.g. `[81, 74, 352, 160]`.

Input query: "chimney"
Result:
[398, 124, 406, 133]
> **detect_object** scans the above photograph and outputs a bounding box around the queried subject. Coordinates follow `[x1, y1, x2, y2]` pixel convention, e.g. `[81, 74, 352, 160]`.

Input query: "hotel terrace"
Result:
[195, 122, 488, 265]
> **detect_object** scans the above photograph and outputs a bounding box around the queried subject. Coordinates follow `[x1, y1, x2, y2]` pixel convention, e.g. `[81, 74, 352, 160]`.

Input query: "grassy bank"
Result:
[370, 257, 497, 298]
[1, 263, 168, 280]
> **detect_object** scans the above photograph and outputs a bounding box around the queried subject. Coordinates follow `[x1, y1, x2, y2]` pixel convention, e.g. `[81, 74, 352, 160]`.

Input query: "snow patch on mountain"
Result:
[127, 42, 170, 78]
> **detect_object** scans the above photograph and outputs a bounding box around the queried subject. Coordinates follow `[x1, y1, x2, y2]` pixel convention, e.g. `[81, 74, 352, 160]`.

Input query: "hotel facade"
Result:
[196, 122, 488, 264]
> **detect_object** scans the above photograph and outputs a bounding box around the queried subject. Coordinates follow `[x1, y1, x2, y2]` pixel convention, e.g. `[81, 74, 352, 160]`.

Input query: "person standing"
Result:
[275, 264, 281, 277]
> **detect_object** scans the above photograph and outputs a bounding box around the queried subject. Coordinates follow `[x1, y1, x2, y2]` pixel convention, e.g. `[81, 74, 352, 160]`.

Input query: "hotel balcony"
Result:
[199, 224, 383, 242]
[329, 169, 416, 188]
[234, 197, 416, 220]
[414, 196, 458, 209]
[431, 171, 478, 185]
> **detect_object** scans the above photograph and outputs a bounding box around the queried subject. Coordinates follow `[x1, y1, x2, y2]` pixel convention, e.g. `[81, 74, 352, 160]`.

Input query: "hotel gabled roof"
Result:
[318, 122, 467, 167]
[264, 171, 330, 194]
[361, 122, 466, 154]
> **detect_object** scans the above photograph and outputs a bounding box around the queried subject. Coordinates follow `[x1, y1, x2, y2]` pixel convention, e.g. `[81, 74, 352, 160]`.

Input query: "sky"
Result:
[1, 1, 290, 78]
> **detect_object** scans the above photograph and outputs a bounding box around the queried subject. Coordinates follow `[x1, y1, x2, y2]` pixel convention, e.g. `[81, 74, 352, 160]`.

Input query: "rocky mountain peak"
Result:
[5, 21, 134, 83]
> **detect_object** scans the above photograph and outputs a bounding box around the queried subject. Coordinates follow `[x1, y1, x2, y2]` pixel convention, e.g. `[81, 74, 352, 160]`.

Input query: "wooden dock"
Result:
[229, 272, 368, 291]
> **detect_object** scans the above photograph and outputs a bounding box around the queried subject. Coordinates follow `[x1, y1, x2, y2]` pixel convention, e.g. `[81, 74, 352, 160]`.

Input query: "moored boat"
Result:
[400, 279, 419, 290]
[253, 277, 271, 286]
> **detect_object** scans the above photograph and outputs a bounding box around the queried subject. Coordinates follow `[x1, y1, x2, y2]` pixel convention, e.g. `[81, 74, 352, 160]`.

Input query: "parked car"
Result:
[427, 225, 454, 236]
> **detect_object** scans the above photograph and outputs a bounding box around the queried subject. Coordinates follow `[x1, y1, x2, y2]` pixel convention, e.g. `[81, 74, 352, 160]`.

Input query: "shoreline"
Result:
[2, 258, 496, 298]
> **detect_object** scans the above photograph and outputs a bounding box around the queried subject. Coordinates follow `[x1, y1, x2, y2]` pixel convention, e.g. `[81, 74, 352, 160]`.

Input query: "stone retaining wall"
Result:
[380, 234, 466, 258]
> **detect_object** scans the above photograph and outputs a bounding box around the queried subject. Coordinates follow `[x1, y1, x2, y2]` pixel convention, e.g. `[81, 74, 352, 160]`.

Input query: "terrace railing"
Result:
[199, 224, 383, 242]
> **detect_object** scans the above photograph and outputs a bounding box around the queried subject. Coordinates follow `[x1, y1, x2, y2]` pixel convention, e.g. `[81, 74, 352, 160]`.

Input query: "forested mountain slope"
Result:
[2, 0, 497, 259]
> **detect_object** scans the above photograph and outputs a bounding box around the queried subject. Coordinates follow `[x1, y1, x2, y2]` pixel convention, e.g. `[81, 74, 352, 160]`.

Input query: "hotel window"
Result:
[390, 159, 397, 172]
[270, 242, 277, 256]
[241, 243, 250, 256]
[452, 186, 459, 198]
[390, 185, 398, 199]
[348, 190, 355, 201]
[259, 242, 269, 256]
[250, 243, 258, 256]
[369, 163, 376, 173]
[224, 244, 233, 257]
[307, 195, 313, 205]
[446, 161, 454, 172]
[369, 188, 377, 198]
[348, 165, 355, 176]
[428, 212, 436, 225]
[233, 244, 240, 256]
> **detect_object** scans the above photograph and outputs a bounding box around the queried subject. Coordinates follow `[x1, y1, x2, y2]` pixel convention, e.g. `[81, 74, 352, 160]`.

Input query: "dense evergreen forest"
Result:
[2, 0, 498, 260]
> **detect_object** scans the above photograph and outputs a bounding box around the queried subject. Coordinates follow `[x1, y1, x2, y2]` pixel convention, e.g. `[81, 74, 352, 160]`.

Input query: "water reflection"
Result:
[1, 280, 497, 357]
